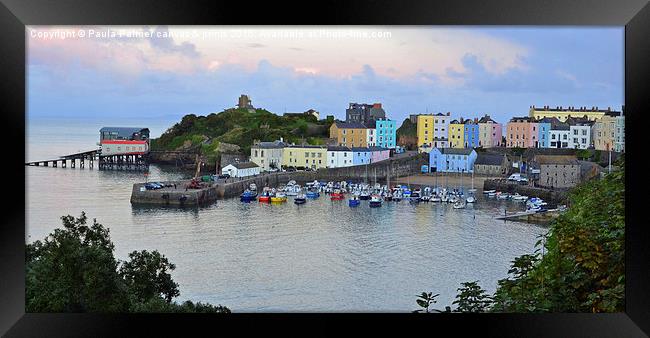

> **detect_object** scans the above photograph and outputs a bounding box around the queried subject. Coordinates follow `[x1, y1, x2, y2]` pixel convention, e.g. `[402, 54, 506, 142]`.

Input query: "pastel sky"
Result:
[27, 26, 624, 125]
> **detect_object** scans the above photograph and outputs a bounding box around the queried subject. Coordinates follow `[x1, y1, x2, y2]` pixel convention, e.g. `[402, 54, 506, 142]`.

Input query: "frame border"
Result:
[3, 0, 649, 336]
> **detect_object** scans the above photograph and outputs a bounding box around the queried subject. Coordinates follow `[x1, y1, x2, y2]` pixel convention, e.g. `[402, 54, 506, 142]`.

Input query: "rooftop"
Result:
[436, 148, 475, 155]
[230, 161, 259, 169]
[334, 121, 369, 129]
[534, 155, 580, 165]
[327, 146, 352, 152]
[253, 140, 288, 149]
[475, 153, 505, 166]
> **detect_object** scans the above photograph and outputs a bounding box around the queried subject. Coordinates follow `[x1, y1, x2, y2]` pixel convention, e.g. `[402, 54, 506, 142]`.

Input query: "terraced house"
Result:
[250, 139, 287, 171]
[428, 147, 478, 173]
[282, 145, 328, 170]
[448, 119, 465, 148]
[477, 115, 502, 148]
[566, 117, 594, 149]
[375, 118, 397, 149]
[463, 118, 480, 148]
[528, 105, 618, 122]
[592, 111, 620, 151]
[327, 146, 354, 168]
[330, 121, 369, 148]
[506, 117, 538, 148]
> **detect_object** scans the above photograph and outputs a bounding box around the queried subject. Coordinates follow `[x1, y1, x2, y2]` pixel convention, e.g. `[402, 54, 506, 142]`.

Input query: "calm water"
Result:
[26, 118, 546, 312]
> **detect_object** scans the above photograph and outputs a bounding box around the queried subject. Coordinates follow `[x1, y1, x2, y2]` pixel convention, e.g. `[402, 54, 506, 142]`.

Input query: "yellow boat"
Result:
[270, 193, 287, 203]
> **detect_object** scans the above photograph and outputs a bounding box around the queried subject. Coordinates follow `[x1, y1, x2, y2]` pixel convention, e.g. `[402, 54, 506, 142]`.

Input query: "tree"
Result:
[26, 212, 230, 313]
[119, 250, 180, 303]
[26, 212, 129, 312]
[452, 281, 492, 312]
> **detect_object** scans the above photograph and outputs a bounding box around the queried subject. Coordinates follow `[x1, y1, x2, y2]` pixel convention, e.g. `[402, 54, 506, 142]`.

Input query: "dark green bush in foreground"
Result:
[26, 212, 230, 313]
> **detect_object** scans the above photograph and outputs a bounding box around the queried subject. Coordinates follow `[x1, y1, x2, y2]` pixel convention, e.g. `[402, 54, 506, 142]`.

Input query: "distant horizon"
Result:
[28, 26, 624, 125]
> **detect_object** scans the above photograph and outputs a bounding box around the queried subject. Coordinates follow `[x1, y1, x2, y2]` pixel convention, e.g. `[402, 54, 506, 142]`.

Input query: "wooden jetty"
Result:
[25, 149, 149, 171]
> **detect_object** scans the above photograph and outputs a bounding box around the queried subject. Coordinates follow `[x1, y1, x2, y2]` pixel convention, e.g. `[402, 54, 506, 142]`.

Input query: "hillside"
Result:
[397, 118, 417, 150]
[150, 108, 334, 164]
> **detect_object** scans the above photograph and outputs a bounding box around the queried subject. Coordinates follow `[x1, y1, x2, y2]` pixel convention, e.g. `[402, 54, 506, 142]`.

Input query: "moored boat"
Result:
[369, 194, 383, 208]
[240, 189, 257, 202]
[294, 193, 307, 205]
[348, 195, 361, 207]
[271, 192, 287, 203]
[258, 187, 272, 202]
[330, 189, 345, 200]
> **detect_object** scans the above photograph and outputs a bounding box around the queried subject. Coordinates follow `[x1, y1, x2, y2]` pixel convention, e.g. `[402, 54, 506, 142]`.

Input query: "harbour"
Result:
[27, 162, 545, 311]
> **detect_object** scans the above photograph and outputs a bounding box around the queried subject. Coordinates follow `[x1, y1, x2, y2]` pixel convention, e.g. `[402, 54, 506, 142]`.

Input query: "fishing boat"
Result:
[359, 191, 371, 200]
[430, 194, 441, 203]
[348, 195, 361, 207]
[383, 192, 393, 201]
[330, 189, 345, 200]
[306, 190, 320, 198]
[240, 189, 257, 202]
[258, 189, 272, 203]
[369, 194, 383, 208]
[294, 193, 307, 205]
[271, 192, 287, 203]
[453, 200, 466, 209]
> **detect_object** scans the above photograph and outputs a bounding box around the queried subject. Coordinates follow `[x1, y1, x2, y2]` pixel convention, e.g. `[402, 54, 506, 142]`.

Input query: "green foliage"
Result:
[26, 212, 230, 313]
[26, 212, 129, 312]
[452, 281, 492, 312]
[152, 108, 333, 155]
[396, 118, 416, 138]
[492, 157, 625, 313]
[416, 157, 624, 313]
[119, 250, 179, 303]
[413, 292, 440, 313]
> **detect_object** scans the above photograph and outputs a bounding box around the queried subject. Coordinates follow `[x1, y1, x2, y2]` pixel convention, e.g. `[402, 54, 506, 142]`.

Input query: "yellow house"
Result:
[448, 119, 465, 148]
[330, 121, 368, 147]
[417, 115, 434, 147]
[592, 114, 617, 151]
[282, 145, 328, 169]
[529, 105, 619, 122]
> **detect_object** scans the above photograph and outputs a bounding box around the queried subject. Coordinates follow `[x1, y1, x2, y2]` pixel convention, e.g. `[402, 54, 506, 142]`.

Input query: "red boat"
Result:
[258, 188, 272, 202]
[330, 190, 345, 200]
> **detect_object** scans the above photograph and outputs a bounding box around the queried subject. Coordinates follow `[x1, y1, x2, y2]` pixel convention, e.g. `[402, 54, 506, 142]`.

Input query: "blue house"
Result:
[429, 148, 478, 173]
[537, 118, 552, 148]
[464, 120, 480, 148]
[352, 147, 372, 165]
[375, 118, 397, 149]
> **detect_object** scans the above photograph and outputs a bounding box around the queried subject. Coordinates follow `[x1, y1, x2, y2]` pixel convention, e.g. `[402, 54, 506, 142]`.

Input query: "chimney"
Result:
[447, 112, 451, 116]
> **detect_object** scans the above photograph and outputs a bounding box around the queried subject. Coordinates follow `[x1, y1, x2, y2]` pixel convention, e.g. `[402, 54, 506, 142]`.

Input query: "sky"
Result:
[27, 26, 624, 126]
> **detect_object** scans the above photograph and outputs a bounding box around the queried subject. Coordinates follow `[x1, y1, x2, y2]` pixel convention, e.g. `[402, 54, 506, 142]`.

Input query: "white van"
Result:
[508, 173, 528, 182]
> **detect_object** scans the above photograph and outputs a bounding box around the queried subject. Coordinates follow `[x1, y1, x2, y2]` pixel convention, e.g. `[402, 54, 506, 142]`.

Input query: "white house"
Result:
[366, 128, 376, 147]
[250, 139, 286, 171]
[221, 161, 260, 178]
[327, 146, 354, 168]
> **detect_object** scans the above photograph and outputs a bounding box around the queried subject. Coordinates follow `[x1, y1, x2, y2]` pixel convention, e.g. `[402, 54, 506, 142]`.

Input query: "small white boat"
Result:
[453, 201, 466, 209]
[483, 189, 496, 194]
[466, 196, 476, 203]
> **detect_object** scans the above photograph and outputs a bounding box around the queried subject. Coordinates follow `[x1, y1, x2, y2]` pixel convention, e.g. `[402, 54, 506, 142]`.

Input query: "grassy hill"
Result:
[150, 108, 334, 163]
[397, 118, 417, 150]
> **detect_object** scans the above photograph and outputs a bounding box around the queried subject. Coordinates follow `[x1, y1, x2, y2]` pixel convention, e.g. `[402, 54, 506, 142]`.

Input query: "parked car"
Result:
[218, 174, 230, 179]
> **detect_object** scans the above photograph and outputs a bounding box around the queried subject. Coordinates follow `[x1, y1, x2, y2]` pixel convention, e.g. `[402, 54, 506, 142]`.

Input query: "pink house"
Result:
[506, 117, 539, 148]
[369, 146, 390, 163]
